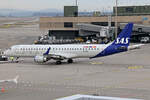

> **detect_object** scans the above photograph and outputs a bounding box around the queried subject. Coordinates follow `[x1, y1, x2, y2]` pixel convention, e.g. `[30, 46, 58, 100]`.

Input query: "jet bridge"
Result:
[120, 23, 150, 42]
[76, 23, 115, 43]
[76, 23, 114, 38]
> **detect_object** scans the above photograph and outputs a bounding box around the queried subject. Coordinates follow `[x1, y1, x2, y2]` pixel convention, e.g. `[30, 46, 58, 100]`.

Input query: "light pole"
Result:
[76, 0, 78, 6]
[115, 0, 118, 39]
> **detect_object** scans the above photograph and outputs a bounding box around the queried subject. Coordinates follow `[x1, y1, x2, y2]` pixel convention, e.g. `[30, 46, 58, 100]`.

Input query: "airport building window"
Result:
[126, 7, 133, 12]
[64, 22, 73, 28]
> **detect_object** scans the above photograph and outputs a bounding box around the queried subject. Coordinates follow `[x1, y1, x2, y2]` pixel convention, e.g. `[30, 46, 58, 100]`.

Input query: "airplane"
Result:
[2, 23, 142, 65]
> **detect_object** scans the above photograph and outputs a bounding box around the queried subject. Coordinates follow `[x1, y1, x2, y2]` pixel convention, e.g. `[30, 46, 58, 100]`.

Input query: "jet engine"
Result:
[34, 56, 48, 63]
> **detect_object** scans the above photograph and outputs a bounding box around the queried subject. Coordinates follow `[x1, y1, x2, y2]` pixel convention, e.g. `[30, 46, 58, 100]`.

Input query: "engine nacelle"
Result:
[34, 56, 48, 63]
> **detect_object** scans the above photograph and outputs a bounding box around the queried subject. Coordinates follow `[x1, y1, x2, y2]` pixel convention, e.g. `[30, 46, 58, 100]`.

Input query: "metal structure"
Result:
[115, 0, 118, 39]
[76, 23, 113, 38]
[120, 23, 150, 42]
[64, 6, 78, 17]
[113, 5, 150, 16]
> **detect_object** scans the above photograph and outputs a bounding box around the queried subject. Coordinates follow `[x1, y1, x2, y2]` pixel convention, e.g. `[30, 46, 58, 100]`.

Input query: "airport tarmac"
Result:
[0, 18, 150, 100]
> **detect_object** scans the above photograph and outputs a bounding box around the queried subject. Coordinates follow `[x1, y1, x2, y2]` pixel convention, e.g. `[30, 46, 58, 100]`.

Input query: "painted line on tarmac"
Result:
[90, 62, 103, 65]
[128, 66, 144, 70]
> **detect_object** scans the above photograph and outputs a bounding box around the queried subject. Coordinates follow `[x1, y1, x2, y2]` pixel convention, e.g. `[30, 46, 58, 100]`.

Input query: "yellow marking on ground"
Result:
[90, 62, 103, 65]
[128, 66, 143, 69]
[5, 24, 10, 28]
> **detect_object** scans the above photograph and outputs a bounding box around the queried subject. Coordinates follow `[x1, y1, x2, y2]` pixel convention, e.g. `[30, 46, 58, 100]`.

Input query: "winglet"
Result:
[43, 47, 51, 55]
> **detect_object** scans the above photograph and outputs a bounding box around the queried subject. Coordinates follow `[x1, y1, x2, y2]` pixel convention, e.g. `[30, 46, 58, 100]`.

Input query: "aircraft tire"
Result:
[56, 61, 62, 65]
[68, 59, 73, 63]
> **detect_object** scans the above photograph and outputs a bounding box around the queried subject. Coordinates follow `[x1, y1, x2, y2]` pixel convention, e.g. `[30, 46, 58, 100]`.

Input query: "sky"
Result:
[0, 0, 150, 11]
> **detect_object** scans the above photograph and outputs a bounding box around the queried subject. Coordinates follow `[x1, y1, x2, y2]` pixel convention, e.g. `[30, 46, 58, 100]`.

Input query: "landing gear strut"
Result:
[67, 59, 73, 64]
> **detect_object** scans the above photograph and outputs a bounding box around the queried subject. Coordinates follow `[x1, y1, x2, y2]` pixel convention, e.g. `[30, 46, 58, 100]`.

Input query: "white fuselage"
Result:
[3, 44, 109, 59]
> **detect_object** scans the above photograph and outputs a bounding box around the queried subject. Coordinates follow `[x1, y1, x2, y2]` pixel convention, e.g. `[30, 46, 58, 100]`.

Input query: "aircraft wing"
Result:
[42, 47, 77, 61]
[48, 53, 77, 60]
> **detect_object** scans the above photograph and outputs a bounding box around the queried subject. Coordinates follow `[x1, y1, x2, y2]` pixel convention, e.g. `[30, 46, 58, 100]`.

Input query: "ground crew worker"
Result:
[10, 57, 14, 62]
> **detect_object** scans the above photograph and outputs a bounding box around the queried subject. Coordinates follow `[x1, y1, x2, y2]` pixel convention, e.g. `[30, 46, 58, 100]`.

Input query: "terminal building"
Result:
[113, 5, 150, 16]
[39, 5, 150, 42]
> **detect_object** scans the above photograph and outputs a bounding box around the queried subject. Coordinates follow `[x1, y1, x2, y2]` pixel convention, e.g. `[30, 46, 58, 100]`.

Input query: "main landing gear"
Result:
[56, 59, 73, 65]
[56, 61, 62, 65]
[67, 59, 73, 64]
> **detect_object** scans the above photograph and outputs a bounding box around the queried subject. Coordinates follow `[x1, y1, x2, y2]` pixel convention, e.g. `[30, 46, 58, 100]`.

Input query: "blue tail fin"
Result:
[91, 23, 133, 59]
[113, 22, 133, 47]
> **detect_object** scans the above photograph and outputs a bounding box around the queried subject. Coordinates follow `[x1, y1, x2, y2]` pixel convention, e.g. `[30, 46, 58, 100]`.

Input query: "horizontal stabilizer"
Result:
[128, 44, 145, 50]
